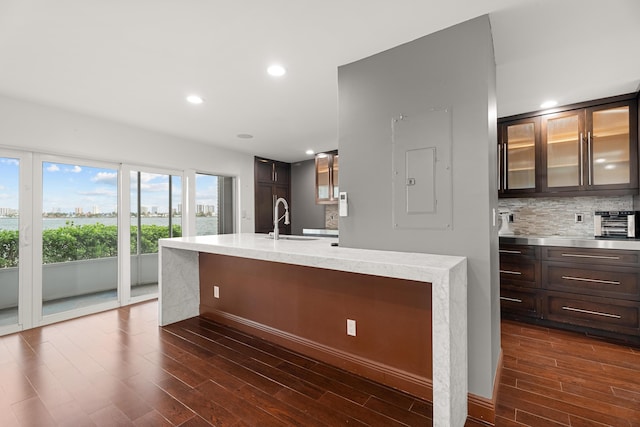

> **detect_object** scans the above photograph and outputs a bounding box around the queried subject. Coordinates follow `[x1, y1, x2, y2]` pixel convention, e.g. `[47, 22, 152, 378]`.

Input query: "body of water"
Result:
[0, 216, 219, 235]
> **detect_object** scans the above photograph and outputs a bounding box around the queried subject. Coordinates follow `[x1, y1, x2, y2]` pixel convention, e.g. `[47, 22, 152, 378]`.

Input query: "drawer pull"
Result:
[500, 270, 522, 275]
[499, 249, 522, 254]
[500, 297, 522, 303]
[561, 276, 621, 286]
[561, 253, 620, 260]
[561, 306, 621, 319]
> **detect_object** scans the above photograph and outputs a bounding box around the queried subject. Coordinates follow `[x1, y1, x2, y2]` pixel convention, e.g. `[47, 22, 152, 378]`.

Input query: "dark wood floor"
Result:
[0, 301, 431, 426]
[1, 301, 639, 426]
[497, 319, 640, 426]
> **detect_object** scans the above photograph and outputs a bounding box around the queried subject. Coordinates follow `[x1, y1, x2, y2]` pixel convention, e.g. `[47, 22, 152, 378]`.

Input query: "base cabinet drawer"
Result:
[543, 263, 640, 300]
[544, 292, 640, 335]
[500, 260, 539, 288]
[500, 288, 539, 318]
[542, 246, 640, 266]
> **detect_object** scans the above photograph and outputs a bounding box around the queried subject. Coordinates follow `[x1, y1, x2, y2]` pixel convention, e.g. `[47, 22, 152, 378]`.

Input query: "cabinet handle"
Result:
[561, 306, 621, 319]
[500, 296, 522, 303]
[499, 249, 522, 254]
[497, 143, 501, 191]
[579, 132, 584, 186]
[503, 142, 507, 189]
[561, 276, 621, 285]
[587, 131, 592, 186]
[500, 269, 522, 275]
[561, 253, 620, 260]
[272, 163, 276, 181]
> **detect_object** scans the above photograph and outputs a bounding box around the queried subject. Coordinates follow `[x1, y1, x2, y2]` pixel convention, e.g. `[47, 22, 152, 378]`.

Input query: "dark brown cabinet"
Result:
[498, 118, 540, 195]
[499, 93, 639, 198]
[500, 242, 640, 343]
[254, 157, 291, 234]
[499, 244, 541, 319]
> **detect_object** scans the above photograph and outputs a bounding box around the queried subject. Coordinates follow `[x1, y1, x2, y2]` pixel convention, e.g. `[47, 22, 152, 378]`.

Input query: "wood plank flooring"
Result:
[497, 319, 640, 426]
[1, 300, 639, 426]
[0, 301, 431, 426]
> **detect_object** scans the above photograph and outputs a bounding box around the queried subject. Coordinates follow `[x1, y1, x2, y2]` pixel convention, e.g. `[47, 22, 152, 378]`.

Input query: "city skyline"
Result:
[0, 158, 220, 215]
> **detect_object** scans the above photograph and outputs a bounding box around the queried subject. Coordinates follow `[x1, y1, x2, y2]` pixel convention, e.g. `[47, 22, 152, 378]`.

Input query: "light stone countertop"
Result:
[159, 233, 466, 284]
[500, 235, 640, 250]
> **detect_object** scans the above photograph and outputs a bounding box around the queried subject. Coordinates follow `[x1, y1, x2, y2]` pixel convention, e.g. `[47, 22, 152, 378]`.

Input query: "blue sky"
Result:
[0, 158, 219, 214]
[0, 158, 19, 211]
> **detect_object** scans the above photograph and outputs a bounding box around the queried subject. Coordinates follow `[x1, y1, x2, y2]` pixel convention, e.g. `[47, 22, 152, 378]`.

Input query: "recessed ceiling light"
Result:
[540, 100, 557, 109]
[236, 133, 253, 139]
[267, 64, 286, 77]
[305, 149, 314, 155]
[186, 95, 204, 104]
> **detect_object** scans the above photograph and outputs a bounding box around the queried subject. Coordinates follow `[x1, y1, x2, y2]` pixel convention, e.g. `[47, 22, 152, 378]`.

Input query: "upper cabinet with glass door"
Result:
[315, 151, 338, 204]
[498, 117, 539, 195]
[498, 93, 638, 198]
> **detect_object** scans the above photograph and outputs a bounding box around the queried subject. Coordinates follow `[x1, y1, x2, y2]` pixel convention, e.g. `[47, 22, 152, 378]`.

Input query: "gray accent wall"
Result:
[291, 159, 326, 235]
[337, 15, 499, 398]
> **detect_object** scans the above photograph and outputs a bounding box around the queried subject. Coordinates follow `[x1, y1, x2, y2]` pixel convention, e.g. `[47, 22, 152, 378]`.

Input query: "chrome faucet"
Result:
[273, 197, 290, 240]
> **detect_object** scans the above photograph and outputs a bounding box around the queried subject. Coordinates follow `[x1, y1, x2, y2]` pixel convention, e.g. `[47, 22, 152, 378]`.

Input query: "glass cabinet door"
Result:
[332, 154, 339, 199]
[544, 112, 583, 188]
[505, 121, 536, 190]
[315, 154, 330, 201]
[590, 105, 630, 186]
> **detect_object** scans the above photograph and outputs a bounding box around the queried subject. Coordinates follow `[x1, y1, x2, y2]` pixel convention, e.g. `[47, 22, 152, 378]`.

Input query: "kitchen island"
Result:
[159, 233, 467, 426]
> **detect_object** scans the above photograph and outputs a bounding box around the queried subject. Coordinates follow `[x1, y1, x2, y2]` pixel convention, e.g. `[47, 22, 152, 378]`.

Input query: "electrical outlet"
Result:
[347, 319, 356, 336]
[575, 213, 584, 223]
[214, 285, 220, 299]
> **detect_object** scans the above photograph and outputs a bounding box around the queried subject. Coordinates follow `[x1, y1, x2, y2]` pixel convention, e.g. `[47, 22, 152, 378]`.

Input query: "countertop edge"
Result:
[159, 234, 466, 284]
[500, 235, 640, 250]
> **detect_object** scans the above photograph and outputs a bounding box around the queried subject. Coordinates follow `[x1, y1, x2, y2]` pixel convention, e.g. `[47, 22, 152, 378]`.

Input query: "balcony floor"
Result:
[0, 283, 157, 327]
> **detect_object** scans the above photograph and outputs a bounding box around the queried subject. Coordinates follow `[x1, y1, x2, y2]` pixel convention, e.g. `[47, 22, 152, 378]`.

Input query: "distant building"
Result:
[196, 204, 215, 215]
[0, 207, 17, 216]
[75, 207, 83, 215]
[92, 205, 100, 214]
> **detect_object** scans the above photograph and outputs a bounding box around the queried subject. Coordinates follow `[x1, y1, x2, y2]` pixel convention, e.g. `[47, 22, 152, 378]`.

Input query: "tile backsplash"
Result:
[325, 204, 339, 230]
[498, 195, 634, 237]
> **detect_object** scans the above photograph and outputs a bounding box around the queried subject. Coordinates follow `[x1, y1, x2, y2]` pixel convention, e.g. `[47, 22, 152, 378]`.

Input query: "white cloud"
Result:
[92, 172, 117, 185]
[69, 165, 82, 173]
[0, 158, 19, 166]
[46, 164, 60, 172]
[78, 188, 117, 197]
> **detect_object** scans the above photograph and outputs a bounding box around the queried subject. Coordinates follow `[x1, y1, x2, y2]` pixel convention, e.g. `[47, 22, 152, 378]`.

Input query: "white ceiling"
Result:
[0, 0, 638, 163]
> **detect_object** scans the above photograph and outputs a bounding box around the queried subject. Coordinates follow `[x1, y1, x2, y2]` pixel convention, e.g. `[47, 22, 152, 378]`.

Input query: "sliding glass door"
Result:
[41, 159, 119, 317]
[0, 154, 21, 330]
[195, 173, 235, 235]
[129, 170, 182, 299]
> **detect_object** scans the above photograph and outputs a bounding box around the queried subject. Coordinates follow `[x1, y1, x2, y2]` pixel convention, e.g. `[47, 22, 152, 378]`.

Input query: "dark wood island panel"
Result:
[198, 252, 433, 401]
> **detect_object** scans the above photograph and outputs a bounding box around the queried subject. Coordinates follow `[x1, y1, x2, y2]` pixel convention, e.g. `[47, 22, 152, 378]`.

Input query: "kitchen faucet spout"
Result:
[273, 197, 290, 240]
